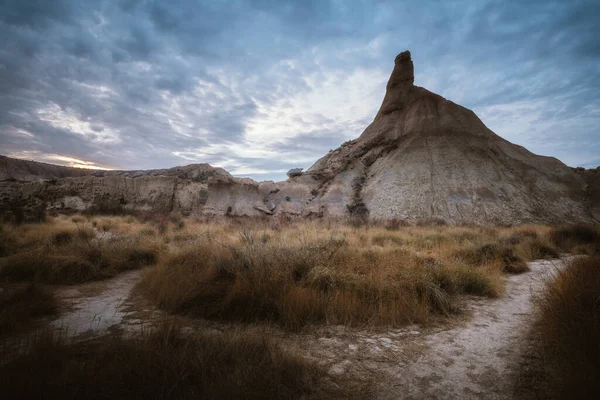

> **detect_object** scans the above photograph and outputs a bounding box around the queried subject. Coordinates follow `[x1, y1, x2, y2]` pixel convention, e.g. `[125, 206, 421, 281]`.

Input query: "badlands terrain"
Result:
[1, 51, 599, 399]
[1, 51, 599, 226]
[0, 216, 599, 399]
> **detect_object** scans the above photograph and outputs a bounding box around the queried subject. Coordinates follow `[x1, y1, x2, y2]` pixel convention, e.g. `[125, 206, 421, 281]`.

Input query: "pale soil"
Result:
[50, 269, 153, 337]
[10, 258, 568, 398]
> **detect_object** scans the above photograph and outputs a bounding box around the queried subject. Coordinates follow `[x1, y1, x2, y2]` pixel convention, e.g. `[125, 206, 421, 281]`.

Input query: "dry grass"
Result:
[0, 320, 343, 400]
[0, 215, 163, 284]
[2, 216, 597, 331]
[549, 224, 600, 255]
[0, 284, 58, 335]
[534, 256, 600, 399]
[139, 221, 579, 330]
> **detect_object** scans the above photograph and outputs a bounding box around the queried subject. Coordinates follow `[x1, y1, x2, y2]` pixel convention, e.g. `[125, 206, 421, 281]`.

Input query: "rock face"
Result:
[287, 51, 597, 225]
[1, 51, 598, 224]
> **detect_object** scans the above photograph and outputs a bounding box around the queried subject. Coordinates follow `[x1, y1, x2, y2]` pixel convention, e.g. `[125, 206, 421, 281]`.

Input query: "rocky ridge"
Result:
[1, 51, 598, 224]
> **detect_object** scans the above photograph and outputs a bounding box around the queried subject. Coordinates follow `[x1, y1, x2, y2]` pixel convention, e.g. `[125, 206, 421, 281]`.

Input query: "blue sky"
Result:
[1, 0, 599, 181]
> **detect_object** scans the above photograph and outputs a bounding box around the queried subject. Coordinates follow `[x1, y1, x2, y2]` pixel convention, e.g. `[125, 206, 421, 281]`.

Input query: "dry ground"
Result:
[1, 215, 598, 398]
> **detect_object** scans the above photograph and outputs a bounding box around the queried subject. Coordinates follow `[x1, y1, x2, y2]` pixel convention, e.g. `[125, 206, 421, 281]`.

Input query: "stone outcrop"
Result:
[277, 50, 596, 225]
[1, 51, 598, 224]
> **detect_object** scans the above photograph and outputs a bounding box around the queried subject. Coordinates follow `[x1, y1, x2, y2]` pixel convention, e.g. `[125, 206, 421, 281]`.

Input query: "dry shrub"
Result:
[415, 218, 447, 227]
[0, 252, 99, 284]
[141, 233, 501, 330]
[549, 224, 600, 252]
[536, 257, 600, 399]
[371, 233, 403, 246]
[0, 284, 57, 335]
[383, 218, 409, 230]
[455, 242, 529, 274]
[0, 217, 163, 285]
[0, 224, 17, 257]
[51, 230, 74, 246]
[0, 321, 341, 400]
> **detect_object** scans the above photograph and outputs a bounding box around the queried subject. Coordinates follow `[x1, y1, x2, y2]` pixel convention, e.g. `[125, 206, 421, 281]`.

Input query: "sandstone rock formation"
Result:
[1, 51, 598, 224]
[283, 50, 597, 225]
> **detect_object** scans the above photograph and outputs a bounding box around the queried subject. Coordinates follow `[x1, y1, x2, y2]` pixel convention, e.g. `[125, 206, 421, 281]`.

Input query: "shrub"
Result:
[384, 218, 409, 230]
[0, 220, 161, 285]
[455, 243, 528, 274]
[0, 225, 17, 257]
[0, 284, 58, 335]
[535, 257, 600, 399]
[549, 224, 599, 250]
[0, 253, 98, 284]
[52, 230, 74, 246]
[140, 233, 501, 330]
[0, 321, 341, 399]
[372, 233, 403, 246]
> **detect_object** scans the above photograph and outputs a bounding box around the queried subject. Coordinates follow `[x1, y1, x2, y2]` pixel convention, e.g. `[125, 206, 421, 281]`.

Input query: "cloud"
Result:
[0, 0, 598, 181]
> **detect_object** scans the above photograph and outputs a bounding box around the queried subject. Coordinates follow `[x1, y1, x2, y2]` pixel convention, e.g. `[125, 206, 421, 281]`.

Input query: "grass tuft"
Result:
[535, 256, 600, 399]
[0, 320, 343, 400]
[0, 284, 58, 335]
[549, 224, 600, 253]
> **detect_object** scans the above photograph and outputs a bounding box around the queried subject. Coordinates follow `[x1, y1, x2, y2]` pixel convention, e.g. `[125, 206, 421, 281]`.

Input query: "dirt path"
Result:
[51, 269, 155, 337]
[383, 258, 565, 399]
[280, 257, 568, 399]
[28, 257, 567, 398]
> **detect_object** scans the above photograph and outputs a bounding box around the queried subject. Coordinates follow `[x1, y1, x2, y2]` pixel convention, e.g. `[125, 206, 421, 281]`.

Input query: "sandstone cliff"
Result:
[1, 51, 598, 224]
[280, 51, 596, 225]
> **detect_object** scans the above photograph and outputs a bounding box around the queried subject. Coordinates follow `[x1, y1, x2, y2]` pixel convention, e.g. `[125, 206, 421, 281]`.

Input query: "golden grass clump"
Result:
[0, 284, 58, 335]
[140, 225, 507, 330]
[0, 320, 341, 400]
[2, 214, 598, 331]
[535, 256, 600, 399]
[549, 224, 600, 255]
[0, 216, 163, 284]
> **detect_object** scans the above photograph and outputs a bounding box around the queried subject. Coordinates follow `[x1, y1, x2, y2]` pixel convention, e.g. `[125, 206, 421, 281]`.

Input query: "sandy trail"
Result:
[281, 257, 568, 399]
[50, 269, 155, 337]
[9, 257, 567, 398]
[383, 258, 565, 399]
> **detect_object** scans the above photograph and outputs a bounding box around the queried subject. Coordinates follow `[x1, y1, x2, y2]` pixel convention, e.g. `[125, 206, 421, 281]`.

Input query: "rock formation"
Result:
[1, 51, 598, 224]
[284, 50, 596, 225]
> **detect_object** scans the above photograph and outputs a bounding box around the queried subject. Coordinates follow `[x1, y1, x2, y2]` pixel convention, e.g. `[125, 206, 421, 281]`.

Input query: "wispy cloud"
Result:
[0, 0, 598, 181]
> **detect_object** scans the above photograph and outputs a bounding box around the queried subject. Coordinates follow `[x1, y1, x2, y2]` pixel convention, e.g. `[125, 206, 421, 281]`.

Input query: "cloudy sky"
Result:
[1, 0, 599, 180]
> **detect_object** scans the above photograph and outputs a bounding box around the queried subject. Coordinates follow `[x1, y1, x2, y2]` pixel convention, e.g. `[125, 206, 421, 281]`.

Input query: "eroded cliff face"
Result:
[279, 51, 596, 225]
[0, 160, 227, 217]
[1, 51, 598, 224]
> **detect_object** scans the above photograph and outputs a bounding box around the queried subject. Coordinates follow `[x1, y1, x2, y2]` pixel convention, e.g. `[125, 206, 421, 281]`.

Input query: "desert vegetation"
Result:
[528, 256, 600, 399]
[1, 215, 597, 332]
[0, 284, 57, 335]
[1, 215, 599, 399]
[0, 320, 344, 400]
[0, 215, 163, 284]
[139, 220, 597, 330]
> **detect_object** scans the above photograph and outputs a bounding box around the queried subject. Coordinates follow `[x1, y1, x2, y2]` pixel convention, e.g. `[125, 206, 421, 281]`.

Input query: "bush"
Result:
[549, 225, 599, 250]
[535, 257, 600, 399]
[0, 284, 57, 335]
[384, 218, 409, 231]
[0, 253, 98, 284]
[455, 243, 529, 274]
[140, 233, 501, 330]
[0, 219, 162, 285]
[0, 321, 342, 399]
[372, 233, 403, 246]
[52, 230, 74, 246]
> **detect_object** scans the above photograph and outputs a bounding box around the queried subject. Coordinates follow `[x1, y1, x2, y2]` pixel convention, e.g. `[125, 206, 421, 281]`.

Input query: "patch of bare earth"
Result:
[49, 269, 162, 338]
